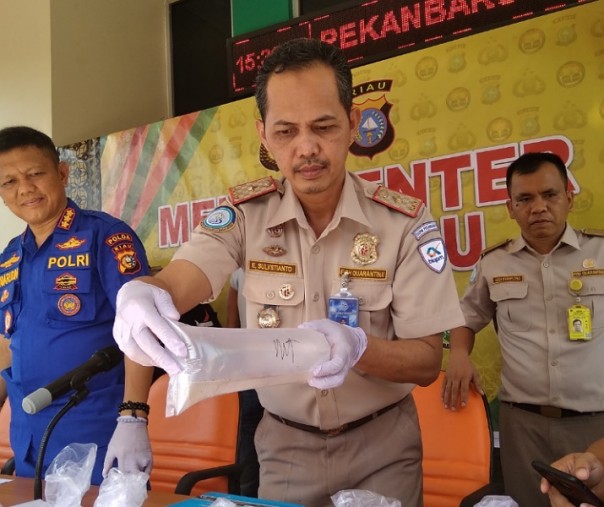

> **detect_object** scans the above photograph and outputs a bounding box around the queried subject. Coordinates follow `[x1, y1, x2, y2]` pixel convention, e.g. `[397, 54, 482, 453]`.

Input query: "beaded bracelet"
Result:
[118, 400, 150, 418]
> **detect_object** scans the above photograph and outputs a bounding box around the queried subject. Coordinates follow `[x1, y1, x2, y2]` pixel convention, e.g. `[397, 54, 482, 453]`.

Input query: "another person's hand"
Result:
[540, 452, 604, 507]
[113, 280, 186, 375]
[442, 350, 483, 409]
[103, 416, 152, 477]
[299, 319, 367, 389]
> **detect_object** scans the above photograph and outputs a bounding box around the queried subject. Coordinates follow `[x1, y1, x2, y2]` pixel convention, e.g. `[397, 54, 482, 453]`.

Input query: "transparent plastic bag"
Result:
[473, 496, 519, 507]
[93, 468, 148, 507]
[44, 442, 97, 507]
[331, 489, 401, 507]
[164, 321, 330, 415]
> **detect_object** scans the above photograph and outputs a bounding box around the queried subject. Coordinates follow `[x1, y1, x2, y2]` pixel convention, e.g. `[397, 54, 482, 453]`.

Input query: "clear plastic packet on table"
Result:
[164, 320, 331, 416]
[44, 442, 96, 507]
[473, 496, 519, 507]
[93, 468, 148, 507]
[331, 489, 401, 507]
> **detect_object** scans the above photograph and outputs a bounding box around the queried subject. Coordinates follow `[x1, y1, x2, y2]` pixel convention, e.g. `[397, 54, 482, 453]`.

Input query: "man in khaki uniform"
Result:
[112, 38, 464, 507]
[443, 152, 604, 507]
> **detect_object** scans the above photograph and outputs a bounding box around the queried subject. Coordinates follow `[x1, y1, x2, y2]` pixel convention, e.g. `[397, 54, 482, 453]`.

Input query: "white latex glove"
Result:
[113, 280, 185, 375]
[299, 319, 367, 389]
[103, 416, 152, 478]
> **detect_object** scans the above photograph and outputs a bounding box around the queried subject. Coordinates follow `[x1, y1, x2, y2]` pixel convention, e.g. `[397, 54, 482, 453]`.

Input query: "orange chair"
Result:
[147, 374, 241, 496]
[413, 371, 502, 507]
[0, 400, 15, 474]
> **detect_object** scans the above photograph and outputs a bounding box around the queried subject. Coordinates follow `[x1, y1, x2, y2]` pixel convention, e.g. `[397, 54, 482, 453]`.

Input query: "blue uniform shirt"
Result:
[0, 199, 149, 484]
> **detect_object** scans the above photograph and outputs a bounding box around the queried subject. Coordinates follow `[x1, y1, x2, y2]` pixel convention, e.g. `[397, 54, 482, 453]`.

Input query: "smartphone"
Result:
[532, 460, 604, 507]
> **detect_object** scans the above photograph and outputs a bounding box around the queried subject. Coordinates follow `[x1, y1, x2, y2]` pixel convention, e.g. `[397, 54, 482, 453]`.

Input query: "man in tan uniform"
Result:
[112, 38, 464, 507]
[442, 152, 604, 507]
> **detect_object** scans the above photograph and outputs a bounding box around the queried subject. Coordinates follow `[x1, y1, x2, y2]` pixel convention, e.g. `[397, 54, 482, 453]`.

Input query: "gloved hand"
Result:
[103, 416, 152, 477]
[113, 280, 185, 375]
[299, 319, 367, 390]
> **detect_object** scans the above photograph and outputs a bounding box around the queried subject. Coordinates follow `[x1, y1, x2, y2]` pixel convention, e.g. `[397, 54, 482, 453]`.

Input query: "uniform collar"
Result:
[265, 172, 371, 231]
[21, 199, 81, 252]
[511, 223, 579, 254]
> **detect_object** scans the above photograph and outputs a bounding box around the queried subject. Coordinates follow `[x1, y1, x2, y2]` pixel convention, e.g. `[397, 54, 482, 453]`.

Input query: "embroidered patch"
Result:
[492, 275, 524, 284]
[0, 268, 19, 288]
[4, 309, 12, 334]
[201, 206, 236, 232]
[55, 273, 78, 290]
[248, 260, 296, 275]
[58, 208, 76, 230]
[469, 266, 478, 285]
[412, 221, 439, 240]
[572, 269, 604, 277]
[418, 239, 447, 273]
[339, 267, 387, 280]
[58, 294, 81, 316]
[0, 253, 20, 269]
[105, 232, 134, 247]
[56, 237, 87, 250]
[112, 243, 142, 275]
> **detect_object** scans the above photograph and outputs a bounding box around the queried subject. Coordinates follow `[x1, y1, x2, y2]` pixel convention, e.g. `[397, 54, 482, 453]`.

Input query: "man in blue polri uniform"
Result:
[0, 126, 154, 484]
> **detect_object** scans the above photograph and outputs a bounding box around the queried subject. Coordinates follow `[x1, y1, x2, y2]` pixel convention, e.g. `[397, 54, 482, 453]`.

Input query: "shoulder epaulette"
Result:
[229, 177, 278, 205]
[582, 228, 604, 238]
[481, 239, 512, 258]
[371, 186, 423, 218]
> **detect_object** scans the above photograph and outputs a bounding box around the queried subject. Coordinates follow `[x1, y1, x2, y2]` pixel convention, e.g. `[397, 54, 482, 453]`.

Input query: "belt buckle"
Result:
[540, 406, 562, 418]
[324, 423, 348, 437]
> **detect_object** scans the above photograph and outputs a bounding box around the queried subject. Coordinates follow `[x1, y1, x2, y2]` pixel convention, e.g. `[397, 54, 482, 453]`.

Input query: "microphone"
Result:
[22, 346, 123, 415]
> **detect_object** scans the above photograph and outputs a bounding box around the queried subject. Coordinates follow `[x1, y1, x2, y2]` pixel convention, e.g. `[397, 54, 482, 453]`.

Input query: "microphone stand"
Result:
[33, 378, 91, 500]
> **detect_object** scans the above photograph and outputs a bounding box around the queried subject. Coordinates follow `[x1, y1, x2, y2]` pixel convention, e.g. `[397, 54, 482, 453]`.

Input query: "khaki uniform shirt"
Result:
[461, 226, 604, 411]
[174, 172, 464, 427]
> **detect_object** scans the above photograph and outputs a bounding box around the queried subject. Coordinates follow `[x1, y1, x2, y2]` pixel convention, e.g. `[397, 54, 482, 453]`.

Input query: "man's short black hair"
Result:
[506, 152, 568, 195]
[0, 126, 60, 165]
[255, 37, 353, 121]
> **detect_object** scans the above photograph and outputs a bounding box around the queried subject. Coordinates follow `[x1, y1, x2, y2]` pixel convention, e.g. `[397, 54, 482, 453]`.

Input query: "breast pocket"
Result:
[580, 278, 604, 330]
[243, 273, 305, 327]
[490, 281, 530, 332]
[44, 269, 97, 324]
[330, 279, 393, 334]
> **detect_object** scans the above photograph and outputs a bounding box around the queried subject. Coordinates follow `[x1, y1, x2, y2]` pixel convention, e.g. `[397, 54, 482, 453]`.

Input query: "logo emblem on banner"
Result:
[350, 80, 394, 159]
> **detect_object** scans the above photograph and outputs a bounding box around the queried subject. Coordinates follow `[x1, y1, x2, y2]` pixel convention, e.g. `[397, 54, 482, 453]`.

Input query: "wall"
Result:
[50, 0, 170, 146]
[0, 0, 170, 249]
[0, 0, 53, 135]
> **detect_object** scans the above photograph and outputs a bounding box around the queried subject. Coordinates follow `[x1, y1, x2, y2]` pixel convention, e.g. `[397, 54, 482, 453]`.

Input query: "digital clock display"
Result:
[227, 0, 590, 98]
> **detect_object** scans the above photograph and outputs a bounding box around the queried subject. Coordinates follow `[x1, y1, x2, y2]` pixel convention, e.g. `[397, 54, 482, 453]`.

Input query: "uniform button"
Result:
[543, 262, 549, 268]
[311, 245, 320, 254]
[552, 395, 560, 402]
[546, 295, 553, 301]
[549, 329, 555, 334]
[266, 290, 275, 300]
[358, 297, 365, 306]
[551, 360, 558, 366]
[312, 293, 320, 302]
[321, 390, 328, 397]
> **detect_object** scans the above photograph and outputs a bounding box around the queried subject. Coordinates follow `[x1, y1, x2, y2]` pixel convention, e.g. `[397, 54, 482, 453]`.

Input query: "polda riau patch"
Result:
[201, 206, 236, 232]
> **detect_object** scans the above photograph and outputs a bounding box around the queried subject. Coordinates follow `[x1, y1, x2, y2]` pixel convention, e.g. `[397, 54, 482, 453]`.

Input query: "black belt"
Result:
[268, 400, 401, 437]
[504, 402, 604, 419]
